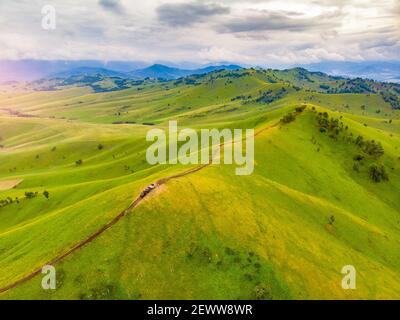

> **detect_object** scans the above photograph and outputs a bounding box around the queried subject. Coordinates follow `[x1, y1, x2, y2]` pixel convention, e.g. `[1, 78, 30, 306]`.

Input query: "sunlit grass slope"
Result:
[1, 69, 398, 126]
[2, 109, 400, 299]
[0, 68, 399, 299]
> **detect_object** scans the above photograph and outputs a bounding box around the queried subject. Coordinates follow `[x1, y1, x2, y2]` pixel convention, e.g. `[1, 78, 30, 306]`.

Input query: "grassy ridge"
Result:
[0, 69, 399, 299]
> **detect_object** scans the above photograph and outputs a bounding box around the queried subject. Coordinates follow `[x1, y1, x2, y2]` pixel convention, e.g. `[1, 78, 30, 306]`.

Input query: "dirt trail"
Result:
[0, 121, 279, 294]
[0, 179, 23, 191]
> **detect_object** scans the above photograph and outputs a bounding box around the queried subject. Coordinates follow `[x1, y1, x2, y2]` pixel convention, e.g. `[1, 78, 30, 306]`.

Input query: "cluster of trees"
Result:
[381, 91, 400, 109]
[173, 78, 199, 86]
[317, 78, 374, 94]
[354, 136, 384, 159]
[0, 190, 49, 209]
[231, 94, 252, 102]
[316, 112, 390, 182]
[316, 112, 346, 139]
[292, 68, 315, 83]
[280, 105, 307, 124]
[192, 70, 250, 86]
[353, 138, 388, 182]
[216, 71, 249, 79]
[280, 113, 296, 124]
[0, 197, 16, 208]
[264, 76, 278, 83]
[25, 191, 38, 199]
[112, 121, 136, 125]
[254, 88, 287, 104]
[295, 105, 307, 113]
[26, 191, 50, 199]
[312, 79, 400, 110]
[369, 164, 389, 182]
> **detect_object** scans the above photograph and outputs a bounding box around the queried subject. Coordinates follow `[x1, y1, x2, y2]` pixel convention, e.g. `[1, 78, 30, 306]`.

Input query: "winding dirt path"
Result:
[0, 121, 279, 294]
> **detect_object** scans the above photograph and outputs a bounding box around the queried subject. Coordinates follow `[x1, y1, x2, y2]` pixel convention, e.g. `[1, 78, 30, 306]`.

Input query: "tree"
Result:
[25, 191, 37, 199]
[369, 164, 389, 182]
[364, 141, 384, 159]
[280, 113, 296, 124]
[43, 190, 50, 199]
[354, 135, 364, 147]
[329, 215, 335, 225]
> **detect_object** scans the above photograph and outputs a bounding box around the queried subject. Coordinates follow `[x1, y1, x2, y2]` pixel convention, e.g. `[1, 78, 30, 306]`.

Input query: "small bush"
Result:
[254, 284, 272, 300]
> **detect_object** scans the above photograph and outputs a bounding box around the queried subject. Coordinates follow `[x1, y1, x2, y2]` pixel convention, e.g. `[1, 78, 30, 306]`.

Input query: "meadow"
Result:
[0, 68, 399, 299]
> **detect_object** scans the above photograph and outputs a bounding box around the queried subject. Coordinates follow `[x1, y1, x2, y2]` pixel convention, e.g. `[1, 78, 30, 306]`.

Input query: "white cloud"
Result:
[0, 0, 398, 65]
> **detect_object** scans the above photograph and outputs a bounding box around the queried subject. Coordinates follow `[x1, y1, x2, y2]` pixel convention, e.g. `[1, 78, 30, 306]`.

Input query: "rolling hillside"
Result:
[127, 64, 242, 80]
[0, 68, 399, 300]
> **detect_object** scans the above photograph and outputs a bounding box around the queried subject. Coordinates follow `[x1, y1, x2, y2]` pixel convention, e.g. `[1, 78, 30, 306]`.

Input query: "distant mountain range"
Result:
[52, 67, 129, 79]
[1, 59, 400, 83]
[0, 60, 242, 82]
[53, 64, 242, 80]
[127, 64, 243, 79]
[300, 61, 400, 83]
[0, 60, 146, 82]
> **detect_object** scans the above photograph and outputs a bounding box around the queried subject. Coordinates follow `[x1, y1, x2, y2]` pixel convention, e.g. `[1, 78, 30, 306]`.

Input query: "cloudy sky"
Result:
[0, 0, 399, 66]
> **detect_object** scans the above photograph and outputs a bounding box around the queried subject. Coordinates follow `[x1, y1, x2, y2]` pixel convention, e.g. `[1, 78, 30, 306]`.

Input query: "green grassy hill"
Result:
[0, 68, 399, 299]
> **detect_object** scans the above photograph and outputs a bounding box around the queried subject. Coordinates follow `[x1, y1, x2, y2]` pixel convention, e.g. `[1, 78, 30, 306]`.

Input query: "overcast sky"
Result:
[0, 0, 398, 66]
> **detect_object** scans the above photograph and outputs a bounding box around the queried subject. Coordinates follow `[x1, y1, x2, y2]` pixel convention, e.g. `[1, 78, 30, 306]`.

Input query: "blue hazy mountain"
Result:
[0, 60, 243, 82]
[51, 67, 130, 79]
[301, 61, 400, 83]
[55, 64, 243, 80]
[127, 64, 243, 80]
[3, 59, 399, 83]
[0, 60, 146, 82]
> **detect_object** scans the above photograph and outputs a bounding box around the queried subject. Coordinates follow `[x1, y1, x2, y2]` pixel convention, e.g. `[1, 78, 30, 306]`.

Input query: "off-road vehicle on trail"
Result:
[140, 184, 156, 198]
